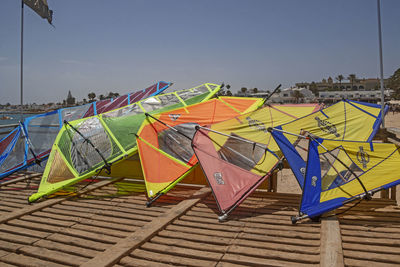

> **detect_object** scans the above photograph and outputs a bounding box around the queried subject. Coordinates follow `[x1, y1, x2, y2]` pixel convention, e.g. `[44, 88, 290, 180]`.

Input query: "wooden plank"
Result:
[341, 235, 400, 246]
[34, 239, 97, 258]
[141, 242, 223, 261]
[0, 231, 38, 245]
[19, 245, 89, 266]
[130, 248, 216, 267]
[342, 242, 400, 255]
[47, 233, 110, 251]
[41, 207, 97, 219]
[243, 225, 320, 240]
[227, 245, 320, 263]
[0, 239, 24, 252]
[7, 218, 71, 233]
[89, 214, 148, 228]
[268, 171, 278, 192]
[0, 200, 26, 209]
[0, 223, 50, 239]
[341, 229, 400, 239]
[340, 224, 400, 233]
[13, 215, 76, 227]
[80, 187, 211, 267]
[216, 261, 251, 267]
[95, 209, 154, 222]
[391, 186, 397, 201]
[119, 255, 174, 267]
[0, 173, 41, 187]
[186, 208, 320, 229]
[0, 249, 10, 258]
[320, 217, 344, 267]
[71, 223, 130, 238]
[150, 235, 227, 253]
[239, 232, 320, 246]
[232, 238, 319, 255]
[73, 218, 139, 232]
[0, 257, 15, 267]
[221, 253, 317, 267]
[381, 189, 390, 199]
[159, 229, 232, 245]
[166, 224, 237, 239]
[190, 205, 301, 222]
[1, 253, 66, 267]
[344, 257, 400, 267]
[0, 177, 124, 224]
[62, 228, 120, 244]
[180, 214, 320, 234]
[344, 249, 400, 264]
[174, 217, 320, 240]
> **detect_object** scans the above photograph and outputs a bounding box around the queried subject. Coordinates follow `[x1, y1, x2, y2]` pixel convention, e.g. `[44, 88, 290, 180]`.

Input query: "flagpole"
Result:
[20, 0, 24, 122]
[377, 0, 385, 128]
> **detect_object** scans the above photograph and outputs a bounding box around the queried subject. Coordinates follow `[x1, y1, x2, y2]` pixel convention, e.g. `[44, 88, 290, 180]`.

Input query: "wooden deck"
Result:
[0, 171, 399, 266]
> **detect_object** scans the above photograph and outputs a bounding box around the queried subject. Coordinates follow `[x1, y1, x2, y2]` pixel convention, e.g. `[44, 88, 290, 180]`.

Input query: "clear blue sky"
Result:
[0, 0, 399, 104]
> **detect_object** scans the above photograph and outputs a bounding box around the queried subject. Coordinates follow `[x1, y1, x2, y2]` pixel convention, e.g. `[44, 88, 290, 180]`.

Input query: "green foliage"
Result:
[292, 90, 304, 103]
[107, 92, 120, 99]
[388, 68, 400, 99]
[335, 75, 344, 84]
[309, 81, 318, 94]
[88, 92, 96, 101]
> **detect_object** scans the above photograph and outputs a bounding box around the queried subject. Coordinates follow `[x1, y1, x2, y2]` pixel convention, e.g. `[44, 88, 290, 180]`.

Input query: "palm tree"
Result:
[347, 74, 357, 90]
[108, 92, 120, 99]
[335, 75, 344, 85]
[253, 88, 258, 94]
[309, 82, 318, 95]
[241, 87, 247, 94]
[217, 84, 231, 96]
[99, 94, 105, 100]
[292, 90, 304, 103]
[88, 92, 96, 102]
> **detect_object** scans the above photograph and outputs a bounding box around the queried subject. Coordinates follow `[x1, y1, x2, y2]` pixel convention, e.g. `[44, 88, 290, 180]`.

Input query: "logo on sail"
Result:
[214, 172, 225, 185]
[356, 146, 370, 168]
[168, 114, 181, 121]
[315, 117, 340, 137]
[311, 176, 318, 187]
[300, 167, 306, 177]
[246, 117, 268, 133]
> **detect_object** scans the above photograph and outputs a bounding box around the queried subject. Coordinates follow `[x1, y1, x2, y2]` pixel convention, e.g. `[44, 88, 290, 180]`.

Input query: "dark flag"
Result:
[23, 0, 53, 24]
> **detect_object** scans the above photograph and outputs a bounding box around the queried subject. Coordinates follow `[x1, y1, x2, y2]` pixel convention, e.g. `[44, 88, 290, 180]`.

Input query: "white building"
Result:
[318, 90, 392, 103]
[269, 87, 316, 103]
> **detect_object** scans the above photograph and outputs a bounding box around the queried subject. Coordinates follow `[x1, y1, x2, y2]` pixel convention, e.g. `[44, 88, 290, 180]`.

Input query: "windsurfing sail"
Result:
[271, 131, 400, 223]
[28, 83, 222, 202]
[192, 100, 386, 220]
[192, 103, 320, 220]
[0, 81, 171, 179]
[136, 96, 265, 205]
[268, 100, 388, 188]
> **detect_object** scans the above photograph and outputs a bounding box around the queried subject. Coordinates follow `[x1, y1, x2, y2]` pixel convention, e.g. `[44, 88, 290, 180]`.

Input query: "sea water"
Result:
[0, 113, 35, 139]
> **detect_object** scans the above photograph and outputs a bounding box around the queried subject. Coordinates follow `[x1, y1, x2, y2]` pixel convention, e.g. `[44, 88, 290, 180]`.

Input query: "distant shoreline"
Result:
[0, 111, 47, 114]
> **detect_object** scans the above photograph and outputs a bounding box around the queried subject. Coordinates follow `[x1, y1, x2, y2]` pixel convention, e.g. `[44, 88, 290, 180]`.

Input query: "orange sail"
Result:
[136, 97, 265, 205]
